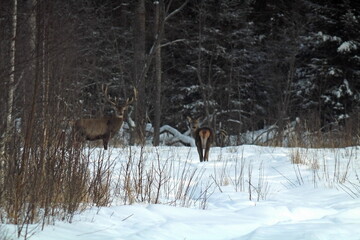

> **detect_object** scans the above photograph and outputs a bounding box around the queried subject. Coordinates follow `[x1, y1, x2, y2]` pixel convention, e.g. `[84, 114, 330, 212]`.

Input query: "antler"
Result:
[124, 88, 137, 106]
[102, 84, 137, 108]
[102, 84, 117, 106]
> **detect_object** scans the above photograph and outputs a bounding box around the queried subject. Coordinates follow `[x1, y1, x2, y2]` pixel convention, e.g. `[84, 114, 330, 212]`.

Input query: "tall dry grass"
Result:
[0, 125, 114, 239]
[288, 146, 359, 198]
[113, 146, 211, 208]
[265, 112, 360, 148]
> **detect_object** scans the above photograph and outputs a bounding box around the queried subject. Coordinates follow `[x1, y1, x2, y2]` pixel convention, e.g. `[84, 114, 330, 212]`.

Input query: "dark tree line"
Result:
[1, 0, 360, 148]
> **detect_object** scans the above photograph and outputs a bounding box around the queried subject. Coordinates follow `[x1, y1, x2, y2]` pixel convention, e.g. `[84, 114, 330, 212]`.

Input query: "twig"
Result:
[122, 214, 134, 221]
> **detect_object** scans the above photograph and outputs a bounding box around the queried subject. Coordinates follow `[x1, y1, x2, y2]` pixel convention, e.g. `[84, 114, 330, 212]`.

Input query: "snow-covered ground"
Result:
[3, 145, 360, 240]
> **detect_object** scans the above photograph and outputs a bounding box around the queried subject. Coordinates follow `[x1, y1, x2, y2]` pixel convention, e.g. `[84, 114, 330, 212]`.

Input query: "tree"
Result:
[293, 0, 360, 128]
[2, 0, 18, 157]
[153, 0, 162, 146]
[133, 0, 146, 145]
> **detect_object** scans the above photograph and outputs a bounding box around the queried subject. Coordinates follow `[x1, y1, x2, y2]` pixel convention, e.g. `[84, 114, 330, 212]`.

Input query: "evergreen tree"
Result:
[294, 0, 360, 128]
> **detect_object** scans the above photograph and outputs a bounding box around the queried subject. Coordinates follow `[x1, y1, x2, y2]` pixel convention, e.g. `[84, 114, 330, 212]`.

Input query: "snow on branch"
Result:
[337, 41, 358, 53]
[146, 124, 195, 147]
[160, 125, 195, 146]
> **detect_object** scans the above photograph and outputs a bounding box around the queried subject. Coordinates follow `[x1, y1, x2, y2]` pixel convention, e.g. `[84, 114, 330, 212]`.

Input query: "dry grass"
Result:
[290, 149, 306, 165]
[211, 148, 270, 201]
[265, 113, 360, 149]
[288, 146, 358, 198]
[0, 126, 114, 239]
[113, 146, 211, 208]
[1, 112, 360, 239]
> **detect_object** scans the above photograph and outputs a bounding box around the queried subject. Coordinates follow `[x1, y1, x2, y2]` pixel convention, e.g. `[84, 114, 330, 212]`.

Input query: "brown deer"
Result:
[73, 86, 137, 150]
[187, 116, 214, 162]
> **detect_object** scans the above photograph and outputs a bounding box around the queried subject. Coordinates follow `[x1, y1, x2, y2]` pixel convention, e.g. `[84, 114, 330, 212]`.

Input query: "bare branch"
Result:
[160, 39, 186, 48]
[165, 0, 190, 22]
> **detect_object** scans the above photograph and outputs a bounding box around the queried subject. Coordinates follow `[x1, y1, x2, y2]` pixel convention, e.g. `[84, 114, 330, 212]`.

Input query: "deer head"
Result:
[74, 85, 137, 150]
[187, 116, 200, 137]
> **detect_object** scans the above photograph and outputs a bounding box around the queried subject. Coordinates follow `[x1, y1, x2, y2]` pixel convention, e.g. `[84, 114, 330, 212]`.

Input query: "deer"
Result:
[187, 116, 214, 162]
[73, 86, 137, 150]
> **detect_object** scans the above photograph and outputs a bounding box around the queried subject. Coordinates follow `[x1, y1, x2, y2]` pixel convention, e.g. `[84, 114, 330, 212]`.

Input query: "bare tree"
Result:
[153, 0, 162, 146]
[195, 0, 212, 126]
[133, 0, 189, 145]
[2, 0, 18, 155]
[132, 0, 146, 145]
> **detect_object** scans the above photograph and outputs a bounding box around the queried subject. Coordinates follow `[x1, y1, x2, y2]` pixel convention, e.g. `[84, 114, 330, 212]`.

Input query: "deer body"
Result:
[74, 86, 136, 150]
[187, 117, 214, 162]
[74, 116, 124, 150]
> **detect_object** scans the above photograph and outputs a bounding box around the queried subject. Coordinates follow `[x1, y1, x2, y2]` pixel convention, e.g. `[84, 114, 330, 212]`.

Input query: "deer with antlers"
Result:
[187, 116, 214, 162]
[73, 86, 137, 150]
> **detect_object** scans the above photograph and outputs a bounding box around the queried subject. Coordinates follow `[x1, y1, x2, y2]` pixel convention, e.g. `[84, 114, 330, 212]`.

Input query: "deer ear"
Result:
[187, 116, 192, 122]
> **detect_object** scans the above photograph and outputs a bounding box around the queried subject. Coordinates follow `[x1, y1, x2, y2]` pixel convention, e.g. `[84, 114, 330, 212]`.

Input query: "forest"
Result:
[1, 0, 360, 235]
[1, 0, 360, 148]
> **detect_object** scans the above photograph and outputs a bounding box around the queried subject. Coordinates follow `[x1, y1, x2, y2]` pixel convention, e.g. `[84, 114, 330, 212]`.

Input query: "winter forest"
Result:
[1, 0, 360, 236]
[1, 0, 360, 147]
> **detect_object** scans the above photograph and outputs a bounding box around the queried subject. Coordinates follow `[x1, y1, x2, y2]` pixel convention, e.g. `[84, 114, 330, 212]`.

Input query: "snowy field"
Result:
[3, 145, 360, 240]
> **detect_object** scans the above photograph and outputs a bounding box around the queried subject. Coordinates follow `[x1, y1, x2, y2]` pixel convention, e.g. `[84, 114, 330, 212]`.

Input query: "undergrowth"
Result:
[1, 119, 360, 239]
[0, 131, 114, 239]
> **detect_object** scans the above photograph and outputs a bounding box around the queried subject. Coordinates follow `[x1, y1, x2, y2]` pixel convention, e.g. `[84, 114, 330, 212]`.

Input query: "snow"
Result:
[3, 145, 360, 240]
[316, 31, 341, 43]
[337, 41, 358, 53]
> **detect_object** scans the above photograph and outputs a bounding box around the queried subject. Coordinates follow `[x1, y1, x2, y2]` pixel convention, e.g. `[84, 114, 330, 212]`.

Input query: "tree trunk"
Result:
[21, 0, 39, 170]
[131, 0, 189, 145]
[153, 1, 162, 146]
[196, 2, 211, 125]
[1, 0, 18, 163]
[133, 0, 146, 145]
[0, 0, 18, 185]
[41, 6, 49, 177]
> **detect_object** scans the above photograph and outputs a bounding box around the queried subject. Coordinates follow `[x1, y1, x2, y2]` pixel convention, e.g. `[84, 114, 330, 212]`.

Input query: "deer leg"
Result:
[197, 147, 204, 162]
[103, 134, 110, 150]
[73, 131, 83, 149]
[196, 141, 204, 162]
[204, 137, 212, 161]
[204, 145, 210, 161]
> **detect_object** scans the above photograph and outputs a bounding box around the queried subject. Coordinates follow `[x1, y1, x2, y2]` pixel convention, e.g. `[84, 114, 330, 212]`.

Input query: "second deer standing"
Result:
[187, 116, 214, 162]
